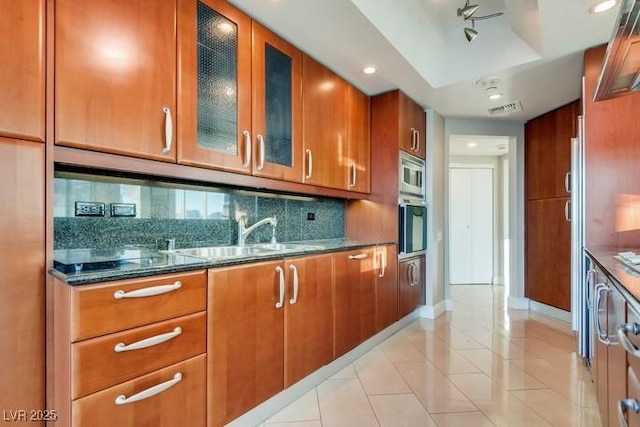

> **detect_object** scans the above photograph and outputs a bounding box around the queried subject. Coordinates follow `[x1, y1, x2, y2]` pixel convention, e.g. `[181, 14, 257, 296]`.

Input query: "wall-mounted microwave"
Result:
[399, 152, 425, 198]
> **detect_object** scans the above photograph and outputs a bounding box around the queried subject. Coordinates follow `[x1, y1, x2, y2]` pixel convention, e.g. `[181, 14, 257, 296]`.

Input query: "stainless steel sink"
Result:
[177, 245, 270, 259]
[250, 243, 325, 252]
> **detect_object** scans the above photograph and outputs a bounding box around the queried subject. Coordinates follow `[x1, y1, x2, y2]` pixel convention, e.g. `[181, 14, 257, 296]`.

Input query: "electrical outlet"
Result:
[307, 212, 315, 221]
[75, 201, 106, 217]
[111, 203, 136, 217]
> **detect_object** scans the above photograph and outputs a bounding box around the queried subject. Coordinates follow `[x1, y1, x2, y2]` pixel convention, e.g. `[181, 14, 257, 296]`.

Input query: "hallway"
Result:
[257, 285, 601, 427]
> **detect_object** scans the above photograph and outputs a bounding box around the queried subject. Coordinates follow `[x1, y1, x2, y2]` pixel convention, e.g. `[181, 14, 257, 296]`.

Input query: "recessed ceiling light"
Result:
[590, 0, 617, 14]
[467, 142, 477, 148]
[363, 66, 377, 75]
[488, 93, 503, 100]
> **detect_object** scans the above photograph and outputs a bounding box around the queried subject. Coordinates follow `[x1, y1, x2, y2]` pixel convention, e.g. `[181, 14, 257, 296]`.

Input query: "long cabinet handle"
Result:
[415, 130, 420, 152]
[565, 171, 571, 194]
[618, 323, 640, 358]
[242, 130, 251, 168]
[275, 266, 285, 309]
[408, 263, 416, 286]
[586, 269, 596, 310]
[619, 398, 640, 427]
[410, 128, 417, 151]
[162, 107, 173, 154]
[595, 284, 611, 345]
[115, 373, 182, 405]
[114, 327, 182, 353]
[257, 134, 265, 171]
[289, 264, 299, 305]
[348, 253, 368, 260]
[305, 149, 313, 179]
[564, 200, 571, 222]
[350, 163, 357, 187]
[113, 282, 182, 300]
[378, 251, 386, 278]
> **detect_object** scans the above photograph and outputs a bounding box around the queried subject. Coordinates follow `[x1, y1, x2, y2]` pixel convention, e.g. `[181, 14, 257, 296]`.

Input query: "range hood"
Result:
[594, 0, 640, 101]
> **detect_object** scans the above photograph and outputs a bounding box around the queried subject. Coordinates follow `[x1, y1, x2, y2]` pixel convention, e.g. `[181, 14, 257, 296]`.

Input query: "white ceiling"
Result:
[226, 0, 620, 122]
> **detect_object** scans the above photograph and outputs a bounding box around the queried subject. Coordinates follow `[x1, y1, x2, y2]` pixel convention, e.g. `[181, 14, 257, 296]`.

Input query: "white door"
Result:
[449, 167, 493, 284]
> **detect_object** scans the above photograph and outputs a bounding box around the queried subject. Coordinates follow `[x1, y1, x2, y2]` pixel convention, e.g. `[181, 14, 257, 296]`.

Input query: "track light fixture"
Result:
[458, 0, 504, 42]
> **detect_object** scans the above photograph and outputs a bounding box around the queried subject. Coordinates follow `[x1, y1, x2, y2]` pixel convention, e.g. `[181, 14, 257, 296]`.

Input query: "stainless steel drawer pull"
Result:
[618, 398, 640, 427]
[162, 107, 172, 154]
[113, 282, 182, 299]
[305, 149, 313, 180]
[348, 254, 368, 260]
[594, 284, 611, 345]
[257, 134, 265, 171]
[378, 251, 386, 278]
[114, 373, 182, 405]
[289, 264, 299, 305]
[618, 323, 640, 358]
[275, 266, 285, 309]
[410, 128, 417, 151]
[114, 327, 182, 353]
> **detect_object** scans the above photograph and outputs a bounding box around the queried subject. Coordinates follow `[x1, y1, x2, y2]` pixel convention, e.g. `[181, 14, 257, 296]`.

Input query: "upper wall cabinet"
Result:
[55, 0, 177, 161]
[399, 91, 426, 159]
[303, 55, 370, 192]
[178, 0, 303, 182]
[0, 0, 45, 142]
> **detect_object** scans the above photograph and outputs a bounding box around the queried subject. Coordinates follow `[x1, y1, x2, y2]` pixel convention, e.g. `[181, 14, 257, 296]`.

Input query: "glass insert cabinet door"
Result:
[178, 0, 302, 182]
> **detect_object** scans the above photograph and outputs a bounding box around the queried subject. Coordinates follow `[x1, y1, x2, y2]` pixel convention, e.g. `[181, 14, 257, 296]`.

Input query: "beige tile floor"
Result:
[258, 285, 602, 427]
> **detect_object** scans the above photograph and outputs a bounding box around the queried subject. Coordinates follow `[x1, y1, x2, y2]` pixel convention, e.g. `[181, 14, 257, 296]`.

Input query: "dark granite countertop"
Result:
[50, 239, 396, 286]
[585, 246, 640, 314]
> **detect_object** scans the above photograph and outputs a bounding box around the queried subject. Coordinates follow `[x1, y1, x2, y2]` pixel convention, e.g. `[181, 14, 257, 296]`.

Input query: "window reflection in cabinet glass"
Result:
[264, 44, 292, 167]
[197, 2, 238, 155]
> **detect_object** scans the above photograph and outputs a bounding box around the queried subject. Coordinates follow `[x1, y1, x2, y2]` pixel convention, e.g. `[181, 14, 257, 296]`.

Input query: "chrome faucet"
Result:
[237, 214, 277, 246]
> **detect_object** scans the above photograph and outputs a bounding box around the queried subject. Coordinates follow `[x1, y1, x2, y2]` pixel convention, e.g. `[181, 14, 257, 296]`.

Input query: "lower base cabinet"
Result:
[72, 355, 206, 426]
[374, 245, 398, 333]
[333, 248, 376, 358]
[398, 255, 424, 319]
[208, 254, 334, 427]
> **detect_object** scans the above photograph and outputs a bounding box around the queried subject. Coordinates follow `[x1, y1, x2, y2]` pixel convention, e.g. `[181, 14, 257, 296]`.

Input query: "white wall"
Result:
[449, 155, 503, 285]
[444, 119, 526, 307]
[423, 109, 446, 316]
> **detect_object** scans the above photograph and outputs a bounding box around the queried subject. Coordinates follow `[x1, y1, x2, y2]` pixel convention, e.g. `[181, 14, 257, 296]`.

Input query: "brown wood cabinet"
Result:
[398, 255, 424, 319]
[72, 355, 206, 427]
[50, 271, 207, 426]
[178, 0, 303, 182]
[302, 54, 350, 190]
[0, 0, 45, 142]
[208, 254, 334, 426]
[525, 198, 571, 310]
[374, 245, 398, 332]
[347, 85, 371, 193]
[333, 248, 376, 358]
[0, 138, 45, 424]
[525, 101, 577, 200]
[284, 255, 334, 386]
[55, 0, 177, 161]
[524, 100, 577, 312]
[399, 91, 426, 159]
[626, 304, 640, 427]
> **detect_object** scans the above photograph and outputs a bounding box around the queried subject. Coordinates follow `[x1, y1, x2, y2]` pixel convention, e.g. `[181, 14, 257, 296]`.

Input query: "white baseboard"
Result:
[226, 312, 419, 427]
[419, 301, 446, 319]
[508, 296, 530, 310]
[445, 299, 453, 311]
[529, 300, 571, 323]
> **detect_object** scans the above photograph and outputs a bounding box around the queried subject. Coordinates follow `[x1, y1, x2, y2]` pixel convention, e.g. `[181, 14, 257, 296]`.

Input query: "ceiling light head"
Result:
[464, 27, 478, 42]
[488, 92, 503, 100]
[362, 66, 377, 75]
[467, 142, 477, 148]
[458, 2, 479, 20]
[590, 0, 617, 13]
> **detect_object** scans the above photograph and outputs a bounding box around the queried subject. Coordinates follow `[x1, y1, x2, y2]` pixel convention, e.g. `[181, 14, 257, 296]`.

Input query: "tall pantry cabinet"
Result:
[525, 100, 578, 311]
[0, 0, 46, 421]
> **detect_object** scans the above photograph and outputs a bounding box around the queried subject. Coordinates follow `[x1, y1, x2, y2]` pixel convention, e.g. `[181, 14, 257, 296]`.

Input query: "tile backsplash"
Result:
[54, 171, 345, 250]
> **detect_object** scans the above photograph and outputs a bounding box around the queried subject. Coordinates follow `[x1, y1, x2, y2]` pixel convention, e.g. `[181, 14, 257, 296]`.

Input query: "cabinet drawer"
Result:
[72, 312, 206, 399]
[71, 270, 206, 341]
[72, 354, 206, 427]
